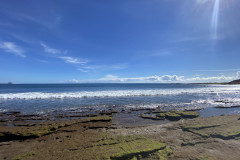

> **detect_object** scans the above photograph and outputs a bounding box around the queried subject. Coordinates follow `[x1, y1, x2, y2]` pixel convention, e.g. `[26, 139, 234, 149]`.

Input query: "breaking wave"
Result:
[0, 85, 240, 99]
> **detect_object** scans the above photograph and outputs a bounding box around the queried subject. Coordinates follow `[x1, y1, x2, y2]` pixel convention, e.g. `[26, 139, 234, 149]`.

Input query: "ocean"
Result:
[0, 83, 240, 114]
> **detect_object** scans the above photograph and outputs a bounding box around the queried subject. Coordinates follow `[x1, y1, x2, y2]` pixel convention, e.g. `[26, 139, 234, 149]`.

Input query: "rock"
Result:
[215, 105, 240, 109]
[130, 108, 151, 112]
[99, 110, 113, 115]
[109, 109, 118, 113]
[215, 100, 225, 103]
[165, 112, 181, 121]
[228, 79, 240, 84]
[156, 111, 199, 121]
[16, 114, 40, 117]
[139, 114, 165, 120]
[81, 116, 112, 123]
[2, 111, 21, 116]
[185, 108, 202, 111]
[156, 113, 166, 119]
[0, 119, 8, 122]
[176, 111, 199, 119]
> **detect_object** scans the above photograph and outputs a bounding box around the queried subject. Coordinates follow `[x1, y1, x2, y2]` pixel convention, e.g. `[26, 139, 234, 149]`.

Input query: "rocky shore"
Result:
[0, 107, 240, 160]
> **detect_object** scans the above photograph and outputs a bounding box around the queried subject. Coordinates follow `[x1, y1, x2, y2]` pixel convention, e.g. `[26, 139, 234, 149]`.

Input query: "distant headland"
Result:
[228, 79, 240, 84]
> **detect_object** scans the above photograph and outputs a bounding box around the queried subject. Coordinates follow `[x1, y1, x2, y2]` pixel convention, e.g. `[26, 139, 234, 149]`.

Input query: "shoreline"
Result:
[1, 106, 240, 159]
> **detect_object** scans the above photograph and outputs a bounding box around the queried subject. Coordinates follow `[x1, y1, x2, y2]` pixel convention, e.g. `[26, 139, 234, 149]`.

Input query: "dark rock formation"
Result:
[228, 79, 240, 84]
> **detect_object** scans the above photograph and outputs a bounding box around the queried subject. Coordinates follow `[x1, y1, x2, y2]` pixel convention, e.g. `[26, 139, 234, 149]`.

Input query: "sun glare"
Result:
[211, 0, 220, 39]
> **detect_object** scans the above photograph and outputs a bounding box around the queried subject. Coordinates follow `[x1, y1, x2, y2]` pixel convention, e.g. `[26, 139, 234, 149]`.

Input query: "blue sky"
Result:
[0, 0, 240, 83]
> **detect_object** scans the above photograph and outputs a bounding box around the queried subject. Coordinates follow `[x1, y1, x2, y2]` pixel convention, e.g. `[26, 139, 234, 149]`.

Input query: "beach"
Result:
[1, 106, 240, 160]
[1, 83, 240, 159]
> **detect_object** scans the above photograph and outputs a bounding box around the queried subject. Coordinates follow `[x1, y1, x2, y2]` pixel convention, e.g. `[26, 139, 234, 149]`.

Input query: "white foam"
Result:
[0, 85, 240, 100]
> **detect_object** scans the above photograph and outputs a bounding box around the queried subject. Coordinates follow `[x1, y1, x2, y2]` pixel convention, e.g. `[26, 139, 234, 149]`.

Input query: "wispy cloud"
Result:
[40, 42, 89, 68]
[59, 56, 88, 65]
[77, 68, 89, 72]
[0, 8, 61, 29]
[40, 42, 61, 54]
[40, 42, 127, 73]
[0, 41, 26, 58]
[77, 63, 128, 72]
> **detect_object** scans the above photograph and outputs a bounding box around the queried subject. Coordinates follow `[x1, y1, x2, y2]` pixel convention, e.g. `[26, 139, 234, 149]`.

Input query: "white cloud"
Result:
[98, 74, 236, 83]
[0, 41, 26, 57]
[40, 42, 60, 54]
[100, 74, 184, 82]
[59, 56, 88, 65]
[237, 71, 240, 79]
[186, 75, 234, 82]
[68, 71, 240, 83]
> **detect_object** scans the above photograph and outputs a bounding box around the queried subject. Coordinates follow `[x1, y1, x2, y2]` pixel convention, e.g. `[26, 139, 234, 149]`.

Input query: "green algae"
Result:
[165, 112, 181, 121]
[81, 116, 112, 123]
[0, 116, 112, 141]
[156, 111, 199, 121]
[10, 151, 35, 160]
[0, 125, 60, 140]
[86, 135, 169, 160]
[156, 113, 165, 118]
[175, 111, 199, 118]
[156, 146, 172, 160]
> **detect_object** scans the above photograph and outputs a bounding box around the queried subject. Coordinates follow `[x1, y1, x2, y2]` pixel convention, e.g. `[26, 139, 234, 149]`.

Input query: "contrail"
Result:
[211, 0, 220, 39]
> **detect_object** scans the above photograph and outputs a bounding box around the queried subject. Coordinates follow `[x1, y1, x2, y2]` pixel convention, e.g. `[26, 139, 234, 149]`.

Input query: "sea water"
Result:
[0, 83, 240, 114]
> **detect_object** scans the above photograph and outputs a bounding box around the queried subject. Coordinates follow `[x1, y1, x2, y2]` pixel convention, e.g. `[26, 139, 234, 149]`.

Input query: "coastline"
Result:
[1, 107, 240, 160]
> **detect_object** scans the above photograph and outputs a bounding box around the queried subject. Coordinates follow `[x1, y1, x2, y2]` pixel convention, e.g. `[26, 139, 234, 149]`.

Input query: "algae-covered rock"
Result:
[176, 111, 199, 119]
[0, 125, 59, 141]
[165, 112, 181, 121]
[81, 116, 112, 123]
[156, 111, 199, 121]
[139, 114, 165, 120]
[88, 135, 170, 160]
[182, 115, 240, 140]
[156, 113, 166, 119]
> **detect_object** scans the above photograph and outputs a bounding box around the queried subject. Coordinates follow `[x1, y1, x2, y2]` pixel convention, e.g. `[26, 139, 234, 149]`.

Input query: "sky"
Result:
[0, 0, 240, 83]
